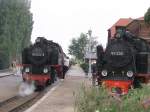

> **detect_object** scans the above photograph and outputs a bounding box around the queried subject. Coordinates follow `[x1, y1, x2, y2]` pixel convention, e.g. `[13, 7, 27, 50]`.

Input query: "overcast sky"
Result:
[30, 0, 150, 54]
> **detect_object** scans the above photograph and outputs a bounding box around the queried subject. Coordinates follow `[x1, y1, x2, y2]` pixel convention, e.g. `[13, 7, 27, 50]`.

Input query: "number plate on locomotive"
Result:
[111, 52, 124, 56]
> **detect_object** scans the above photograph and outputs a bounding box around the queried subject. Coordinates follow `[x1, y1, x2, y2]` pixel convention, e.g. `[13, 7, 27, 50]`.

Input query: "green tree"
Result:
[144, 7, 150, 24]
[0, 0, 33, 68]
[68, 33, 98, 62]
[68, 33, 88, 62]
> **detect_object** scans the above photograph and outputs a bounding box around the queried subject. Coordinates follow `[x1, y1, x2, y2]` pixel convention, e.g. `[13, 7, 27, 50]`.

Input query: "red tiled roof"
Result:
[108, 18, 133, 38]
[135, 17, 144, 20]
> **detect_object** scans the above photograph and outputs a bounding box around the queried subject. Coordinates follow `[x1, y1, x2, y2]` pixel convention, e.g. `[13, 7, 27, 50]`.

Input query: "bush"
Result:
[0, 52, 9, 69]
[74, 84, 150, 112]
[80, 62, 89, 73]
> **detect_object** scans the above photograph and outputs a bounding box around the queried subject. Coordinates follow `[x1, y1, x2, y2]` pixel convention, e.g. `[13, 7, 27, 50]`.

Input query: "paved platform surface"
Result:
[0, 75, 22, 102]
[0, 67, 23, 77]
[66, 65, 85, 76]
[25, 65, 90, 112]
[0, 72, 13, 77]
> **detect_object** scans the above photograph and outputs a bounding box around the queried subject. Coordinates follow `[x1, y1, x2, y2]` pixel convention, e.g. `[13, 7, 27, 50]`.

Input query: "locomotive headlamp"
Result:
[25, 67, 30, 73]
[43, 68, 48, 73]
[102, 70, 107, 76]
[127, 71, 133, 77]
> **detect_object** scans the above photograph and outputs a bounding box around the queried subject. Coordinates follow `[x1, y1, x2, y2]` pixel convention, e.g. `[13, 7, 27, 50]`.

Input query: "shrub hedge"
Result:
[75, 84, 150, 112]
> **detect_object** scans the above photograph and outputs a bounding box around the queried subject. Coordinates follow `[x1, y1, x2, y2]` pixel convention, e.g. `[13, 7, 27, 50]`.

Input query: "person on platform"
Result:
[63, 56, 70, 75]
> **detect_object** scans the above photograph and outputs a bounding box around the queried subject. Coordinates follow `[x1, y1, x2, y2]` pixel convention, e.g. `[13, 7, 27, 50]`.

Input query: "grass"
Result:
[80, 62, 89, 73]
[74, 84, 150, 112]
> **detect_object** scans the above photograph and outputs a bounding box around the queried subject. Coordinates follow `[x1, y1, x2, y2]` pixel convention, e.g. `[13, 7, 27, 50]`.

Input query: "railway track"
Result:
[0, 93, 39, 112]
[0, 81, 60, 112]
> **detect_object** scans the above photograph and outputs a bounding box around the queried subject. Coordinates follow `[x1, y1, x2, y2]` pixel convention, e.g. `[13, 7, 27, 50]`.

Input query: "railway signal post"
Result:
[87, 30, 92, 77]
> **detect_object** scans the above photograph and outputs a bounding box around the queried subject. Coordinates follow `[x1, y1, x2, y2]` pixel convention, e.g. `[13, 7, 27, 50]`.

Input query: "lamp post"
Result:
[88, 29, 92, 77]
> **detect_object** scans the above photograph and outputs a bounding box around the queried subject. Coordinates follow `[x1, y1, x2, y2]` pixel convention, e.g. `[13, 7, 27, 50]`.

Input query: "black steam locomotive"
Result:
[97, 30, 150, 94]
[22, 37, 65, 89]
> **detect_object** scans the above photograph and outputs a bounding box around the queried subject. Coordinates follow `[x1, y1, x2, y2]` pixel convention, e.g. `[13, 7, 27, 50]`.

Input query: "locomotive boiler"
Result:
[97, 30, 150, 94]
[22, 37, 65, 89]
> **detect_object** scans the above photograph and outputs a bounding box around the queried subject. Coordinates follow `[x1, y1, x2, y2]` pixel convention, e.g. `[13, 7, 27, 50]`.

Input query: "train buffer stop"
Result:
[25, 65, 90, 112]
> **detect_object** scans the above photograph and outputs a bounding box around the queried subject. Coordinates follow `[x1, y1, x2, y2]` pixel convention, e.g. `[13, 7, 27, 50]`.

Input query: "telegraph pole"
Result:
[88, 29, 92, 77]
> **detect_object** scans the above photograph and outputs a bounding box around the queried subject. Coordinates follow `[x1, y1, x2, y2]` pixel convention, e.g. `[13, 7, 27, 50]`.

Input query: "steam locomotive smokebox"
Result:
[105, 40, 132, 68]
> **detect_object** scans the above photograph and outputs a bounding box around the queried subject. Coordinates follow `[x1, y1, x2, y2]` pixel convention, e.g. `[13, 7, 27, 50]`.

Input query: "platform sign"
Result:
[84, 52, 97, 60]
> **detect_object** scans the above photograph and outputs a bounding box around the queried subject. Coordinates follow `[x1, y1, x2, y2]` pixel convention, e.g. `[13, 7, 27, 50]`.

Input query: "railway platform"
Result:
[0, 72, 13, 77]
[25, 65, 90, 112]
[0, 72, 22, 103]
[0, 69, 14, 77]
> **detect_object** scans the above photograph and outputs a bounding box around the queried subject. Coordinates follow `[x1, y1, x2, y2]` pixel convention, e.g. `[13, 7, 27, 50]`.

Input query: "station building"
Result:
[108, 17, 150, 42]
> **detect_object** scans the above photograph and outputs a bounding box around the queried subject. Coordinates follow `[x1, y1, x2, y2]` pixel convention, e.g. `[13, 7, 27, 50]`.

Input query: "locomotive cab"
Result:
[49, 43, 65, 79]
[134, 38, 150, 84]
